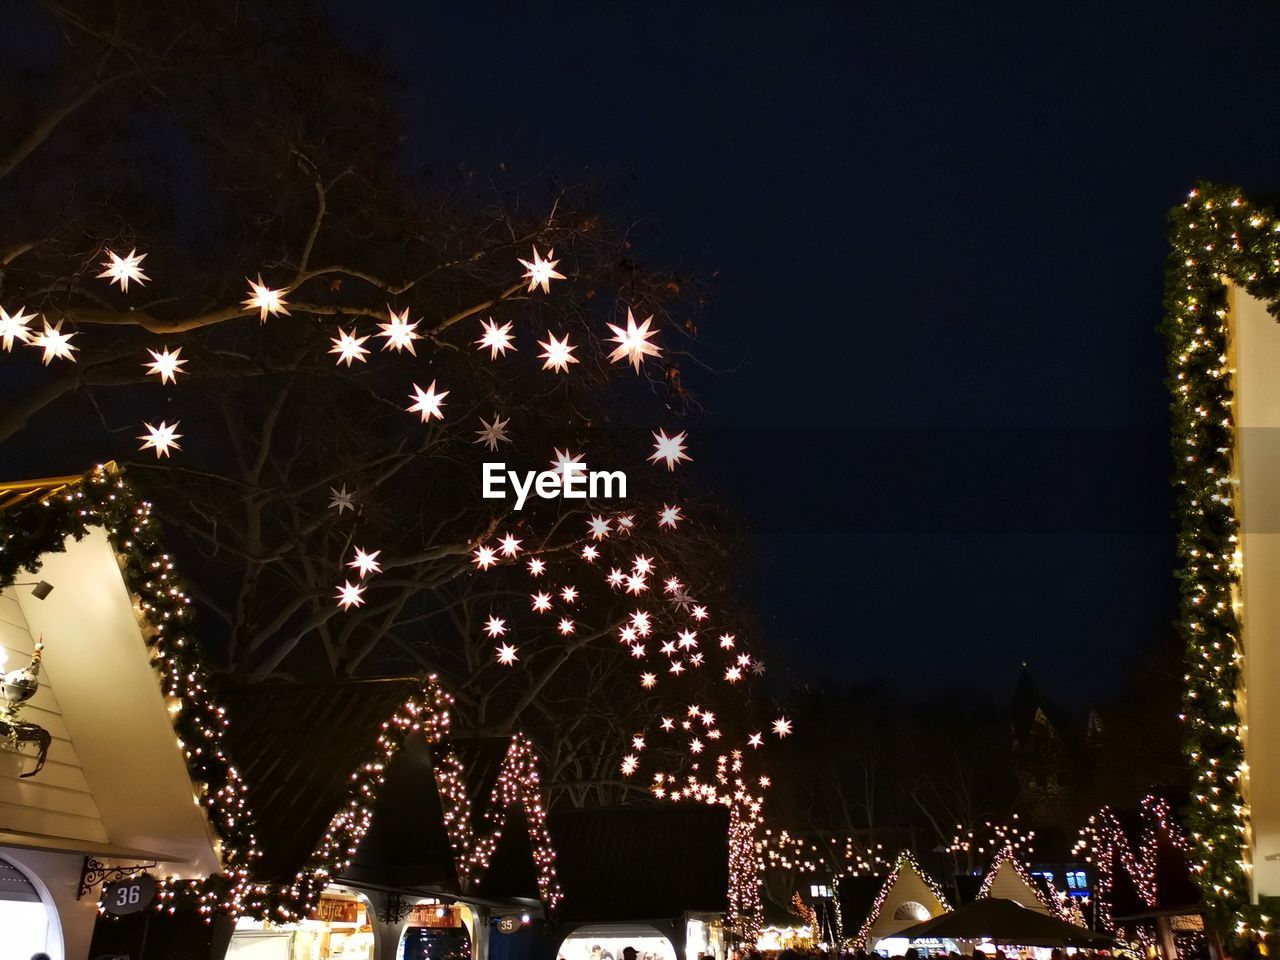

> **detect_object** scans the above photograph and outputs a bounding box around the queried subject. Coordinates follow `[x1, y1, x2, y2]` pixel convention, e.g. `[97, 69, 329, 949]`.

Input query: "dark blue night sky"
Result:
[314, 1, 1280, 703]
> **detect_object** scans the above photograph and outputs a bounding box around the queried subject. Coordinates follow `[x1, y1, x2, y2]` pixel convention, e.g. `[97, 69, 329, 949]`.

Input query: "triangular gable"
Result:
[852, 851, 950, 948]
[0, 466, 249, 907]
[977, 845, 1054, 915]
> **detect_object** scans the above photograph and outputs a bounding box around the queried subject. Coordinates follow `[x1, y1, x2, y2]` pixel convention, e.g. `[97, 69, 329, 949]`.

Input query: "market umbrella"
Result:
[893, 898, 1114, 948]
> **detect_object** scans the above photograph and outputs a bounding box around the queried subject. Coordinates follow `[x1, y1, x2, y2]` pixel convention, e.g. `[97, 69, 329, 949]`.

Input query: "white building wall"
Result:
[1228, 286, 1280, 900]
[0, 589, 108, 843]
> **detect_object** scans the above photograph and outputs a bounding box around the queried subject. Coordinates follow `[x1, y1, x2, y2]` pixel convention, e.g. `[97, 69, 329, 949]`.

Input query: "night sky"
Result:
[14, 2, 1280, 705]
[322, 1, 1280, 704]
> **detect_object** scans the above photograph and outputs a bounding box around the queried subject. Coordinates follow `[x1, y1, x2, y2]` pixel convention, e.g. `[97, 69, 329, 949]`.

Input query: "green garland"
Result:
[1163, 183, 1280, 941]
[0, 465, 260, 915]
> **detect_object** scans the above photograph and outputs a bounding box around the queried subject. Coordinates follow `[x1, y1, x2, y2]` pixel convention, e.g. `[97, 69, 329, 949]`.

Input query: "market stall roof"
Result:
[0, 464, 225, 880]
[221, 677, 427, 883]
[549, 804, 730, 923]
[894, 897, 1114, 947]
[838, 851, 951, 948]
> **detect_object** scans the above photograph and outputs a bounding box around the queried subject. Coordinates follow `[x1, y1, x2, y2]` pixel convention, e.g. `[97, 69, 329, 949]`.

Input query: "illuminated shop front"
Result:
[398, 900, 472, 960]
[229, 889, 377, 960]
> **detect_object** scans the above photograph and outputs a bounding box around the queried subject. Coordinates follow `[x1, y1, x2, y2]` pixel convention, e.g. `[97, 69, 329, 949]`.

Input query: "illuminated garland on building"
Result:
[1162, 183, 1280, 940]
[848, 850, 951, 950]
[0, 465, 260, 917]
[1072, 795, 1194, 933]
[433, 733, 563, 910]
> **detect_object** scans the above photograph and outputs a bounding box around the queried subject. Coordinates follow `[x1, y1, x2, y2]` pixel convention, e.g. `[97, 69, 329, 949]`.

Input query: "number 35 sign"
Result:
[102, 876, 158, 916]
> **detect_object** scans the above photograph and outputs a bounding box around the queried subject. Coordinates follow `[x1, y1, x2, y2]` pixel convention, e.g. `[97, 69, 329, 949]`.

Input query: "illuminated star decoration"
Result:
[649, 429, 691, 471]
[379, 306, 421, 354]
[531, 592, 552, 612]
[329, 328, 370, 366]
[519, 246, 565, 294]
[551, 448, 584, 478]
[621, 755, 639, 776]
[640, 672, 657, 689]
[242, 275, 289, 322]
[348, 548, 382, 578]
[335, 581, 366, 610]
[588, 515, 612, 540]
[407, 380, 449, 422]
[537, 331, 579, 373]
[528, 558, 546, 577]
[138, 420, 182, 458]
[772, 717, 793, 738]
[496, 643, 519, 666]
[329, 485, 356, 515]
[606, 308, 662, 372]
[0, 306, 34, 351]
[484, 616, 508, 638]
[144, 346, 187, 384]
[473, 545, 498, 570]
[748, 733, 764, 749]
[658, 504, 683, 529]
[475, 414, 512, 452]
[558, 618, 575, 636]
[476, 318, 516, 358]
[32, 320, 77, 365]
[97, 248, 149, 291]
[499, 534, 523, 558]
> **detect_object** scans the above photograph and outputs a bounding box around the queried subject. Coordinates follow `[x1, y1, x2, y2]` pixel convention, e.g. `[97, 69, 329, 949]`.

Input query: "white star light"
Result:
[677, 629, 698, 649]
[558, 617, 576, 636]
[630, 643, 646, 658]
[607, 568, 626, 588]
[335, 580, 366, 610]
[407, 380, 449, 422]
[499, 534, 523, 558]
[630, 610, 652, 635]
[537, 331, 579, 373]
[748, 732, 764, 749]
[531, 591, 552, 612]
[519, 246, 565, 294]
[772, 717, 793, 738]
[660, 717, 675, 731]
[475, 413, 512, 451]
[528, 558, 547, 577]
[473, 545, 498, 570]
[476, 318, 516, 358]
[32, 320, 77, 364]
[242, 276, 289, 322]
[329, 485, 356, 514]
[691, 604, 709, 622]
[719, 633, 736, 649]
[0, 307, 34, 351]
[588, 515, 612, 540]
[138, 420, 183, 458]
[560, 585, 578, 604]
[144, 346, 187, 384]
[621, 755, 639, 776]
[496, 643, 519, 666]
[626, 575, 648, 595]
[725, 666, 742, 682]
[650, 429, 691, 470]
[98, 248, 149, 291]
[606, 308, 662, 371]
[550, 448, 584, 477]
[632, 555, 654, 576]
[658, 504, 683, 529]
[581, 544, 599, 562]
[379, 307, 421, 354]
[615, 514, 635, 532]
[348, 548, 382, 578]
[640, 672, 657, 689]
[329, 328, 370, 366]
[484, 616, 508, 638]
[664, 576, 683, 594]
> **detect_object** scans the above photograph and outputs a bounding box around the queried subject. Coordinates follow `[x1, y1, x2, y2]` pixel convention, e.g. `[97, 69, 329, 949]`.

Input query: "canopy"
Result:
[893, 898, 1114, 948]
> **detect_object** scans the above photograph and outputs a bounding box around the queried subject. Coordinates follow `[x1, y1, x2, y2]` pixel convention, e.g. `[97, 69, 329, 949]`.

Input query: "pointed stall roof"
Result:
[838, 851, 951, 949]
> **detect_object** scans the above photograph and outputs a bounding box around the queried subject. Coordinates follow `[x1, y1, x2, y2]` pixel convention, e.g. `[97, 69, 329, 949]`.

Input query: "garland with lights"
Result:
[1072, 795, 1194, 934]
[1162, 183, 1280, 940]
[434, 733, 562, 910]
[0, 464, 267, 916]
[846, 850, 951, 950]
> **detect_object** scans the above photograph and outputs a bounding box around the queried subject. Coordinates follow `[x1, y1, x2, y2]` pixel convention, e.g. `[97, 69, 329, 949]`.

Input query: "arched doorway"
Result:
[0, 854, 59, 960]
